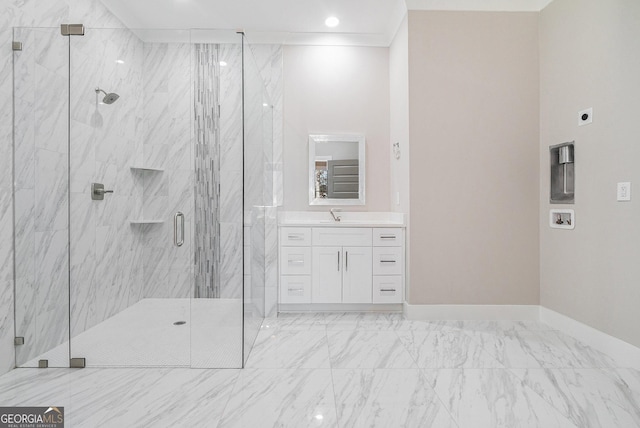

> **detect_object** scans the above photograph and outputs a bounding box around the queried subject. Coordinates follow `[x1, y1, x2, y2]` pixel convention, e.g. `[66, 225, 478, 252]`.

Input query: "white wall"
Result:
[540, 0, 640, 348]
[389, 17, 411, 295]
[282, 45, 391, 211]
[389, 17, 410, 216]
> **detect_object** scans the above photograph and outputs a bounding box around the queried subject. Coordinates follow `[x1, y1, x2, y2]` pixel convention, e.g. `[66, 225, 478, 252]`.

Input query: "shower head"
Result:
[95, 87, 120, 104]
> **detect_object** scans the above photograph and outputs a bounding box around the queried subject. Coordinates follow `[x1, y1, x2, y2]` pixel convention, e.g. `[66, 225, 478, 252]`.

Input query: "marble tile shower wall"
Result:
[141, 43, 193, 299]
[141, 42, 249, 301]
[249, 45, 283, 207]
[0, 0, 284, 374]
[247, 45, 283, 317]
[13, 28, 70, 366]
[69, 28, 145, 336]
[0, 0, 128, 375]
[218, 44, 244, 299]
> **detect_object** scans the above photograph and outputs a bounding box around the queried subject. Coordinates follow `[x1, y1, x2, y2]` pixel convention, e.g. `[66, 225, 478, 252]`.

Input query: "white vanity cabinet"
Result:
[279, 228, 313, 304]
[372, 228, 404, 303]
[312, 246, 373, 303]
[279, 225, 404, 307]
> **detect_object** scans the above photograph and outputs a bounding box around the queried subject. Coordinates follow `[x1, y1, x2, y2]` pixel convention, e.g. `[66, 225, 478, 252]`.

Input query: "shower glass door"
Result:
[13, 26, 270, 369]
[13, 27, 70, 368]
[66, 28, 195, 367]
[190, 30, 246, 368]
[66, 28, 247, 368]
[242, 39, 274, 364]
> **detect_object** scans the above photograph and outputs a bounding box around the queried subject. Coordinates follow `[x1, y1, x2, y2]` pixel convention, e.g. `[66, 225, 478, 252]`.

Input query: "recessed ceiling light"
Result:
[115, 59, 125, 64]
[325, 16, 339, 28]
[219, 61, 227, 67]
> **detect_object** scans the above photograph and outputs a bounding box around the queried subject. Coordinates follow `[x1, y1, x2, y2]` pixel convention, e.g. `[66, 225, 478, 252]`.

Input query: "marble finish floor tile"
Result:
[393, 319, 454, 332]
[262, 312, 327, 331]
[0, 368, 239, 428]
[459, 320, 557, 333]
[1, 312, 636, 428]
[425, 368, 579, 428]
[469, 330, 617, 369]
[327, 330, 416, 369]
[324, 312, 404, 331]
[396, 330, 504, 369]
[332, 368, 457, 428]
[510, 368, 640, 428]
[218, 368, 338, 428]
[245, 329, 330, 369]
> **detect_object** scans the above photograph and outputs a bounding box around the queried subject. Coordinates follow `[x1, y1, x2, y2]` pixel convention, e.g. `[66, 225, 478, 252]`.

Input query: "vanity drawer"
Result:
[373, 228, 404, 247]
[373, 276, 403, 304]
[372, 247, 403, 275]
[280, 247, 312, 275]
[280, 227, 312, 246]
[312, 227, 372, 247]
[280, 275, 311, 304]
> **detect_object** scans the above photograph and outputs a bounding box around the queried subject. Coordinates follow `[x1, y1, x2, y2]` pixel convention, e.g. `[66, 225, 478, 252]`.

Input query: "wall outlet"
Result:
[617, 182, 631, 201]
[578, 107, 593, 126]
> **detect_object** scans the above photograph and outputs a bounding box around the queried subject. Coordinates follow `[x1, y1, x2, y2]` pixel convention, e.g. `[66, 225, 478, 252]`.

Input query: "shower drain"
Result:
[173, 321, 187, 326]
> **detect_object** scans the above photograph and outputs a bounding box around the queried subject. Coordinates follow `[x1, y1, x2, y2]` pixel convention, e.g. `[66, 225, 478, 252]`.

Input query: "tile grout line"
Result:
[393, 328, 461, 427]
[323, 313, 342, 428]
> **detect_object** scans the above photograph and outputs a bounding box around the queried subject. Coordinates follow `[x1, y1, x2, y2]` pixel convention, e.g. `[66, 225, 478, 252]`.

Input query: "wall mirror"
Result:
[309, 134, 365, 205]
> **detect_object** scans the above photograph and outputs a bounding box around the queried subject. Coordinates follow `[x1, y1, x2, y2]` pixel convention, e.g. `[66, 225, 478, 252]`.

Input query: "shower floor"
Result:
[23, 298, 243, 369]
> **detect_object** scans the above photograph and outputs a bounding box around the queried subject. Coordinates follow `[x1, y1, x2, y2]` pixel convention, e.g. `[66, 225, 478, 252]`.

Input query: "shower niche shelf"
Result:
[129, 219, 164, 225]
[130, 166, 164, 172]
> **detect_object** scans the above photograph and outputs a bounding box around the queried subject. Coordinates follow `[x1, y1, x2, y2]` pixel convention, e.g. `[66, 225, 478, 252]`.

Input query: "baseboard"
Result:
[539, 306, 640, 370]
[403, 303, 540, 320]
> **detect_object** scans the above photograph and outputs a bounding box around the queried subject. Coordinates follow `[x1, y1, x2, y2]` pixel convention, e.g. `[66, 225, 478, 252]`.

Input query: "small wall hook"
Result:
[393, 142, 401, 160]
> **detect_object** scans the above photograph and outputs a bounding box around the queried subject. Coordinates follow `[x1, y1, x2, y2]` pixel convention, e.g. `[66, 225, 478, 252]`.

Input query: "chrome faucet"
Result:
[330, 208, 342, 222]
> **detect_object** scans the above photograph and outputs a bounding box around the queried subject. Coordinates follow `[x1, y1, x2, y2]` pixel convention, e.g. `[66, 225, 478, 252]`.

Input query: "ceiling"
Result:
[99, 0, 554, 46]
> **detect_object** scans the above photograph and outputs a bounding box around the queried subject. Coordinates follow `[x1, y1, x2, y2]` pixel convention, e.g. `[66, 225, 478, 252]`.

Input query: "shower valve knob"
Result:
[91, 183, 113, 200]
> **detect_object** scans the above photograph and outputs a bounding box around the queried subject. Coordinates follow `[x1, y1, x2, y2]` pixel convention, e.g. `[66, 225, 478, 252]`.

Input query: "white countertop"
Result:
[278, 211, 405, 227]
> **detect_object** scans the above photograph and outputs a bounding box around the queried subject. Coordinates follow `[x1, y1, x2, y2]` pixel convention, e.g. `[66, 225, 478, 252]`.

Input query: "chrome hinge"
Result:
[61, 24, 85, 36]
[12, 41, 22, 51]
[14, 337, 24, 346]
[70, 357, 86, 368]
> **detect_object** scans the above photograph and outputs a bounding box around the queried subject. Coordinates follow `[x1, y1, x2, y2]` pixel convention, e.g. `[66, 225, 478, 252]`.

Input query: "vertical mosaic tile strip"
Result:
[194, 44, 221, 298]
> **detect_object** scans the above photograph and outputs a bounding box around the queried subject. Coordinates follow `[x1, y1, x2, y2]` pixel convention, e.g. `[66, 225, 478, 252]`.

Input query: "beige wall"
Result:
[540, 0, 640, 347]
[407, 11, 540, 304]
[282, 45, 391, 211]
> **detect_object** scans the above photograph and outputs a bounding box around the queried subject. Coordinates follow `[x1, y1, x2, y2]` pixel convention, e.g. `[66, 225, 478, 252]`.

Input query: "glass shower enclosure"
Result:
[12, 26, 273, 369]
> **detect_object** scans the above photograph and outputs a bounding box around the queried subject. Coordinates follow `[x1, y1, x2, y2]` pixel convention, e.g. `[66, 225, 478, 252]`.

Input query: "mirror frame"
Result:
[308, 134, 365, 206]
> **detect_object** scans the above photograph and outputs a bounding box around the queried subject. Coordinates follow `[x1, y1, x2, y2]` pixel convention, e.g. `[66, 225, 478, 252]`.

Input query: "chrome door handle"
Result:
[345, 251, 348, 271]
[174, 212, 184, 247]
